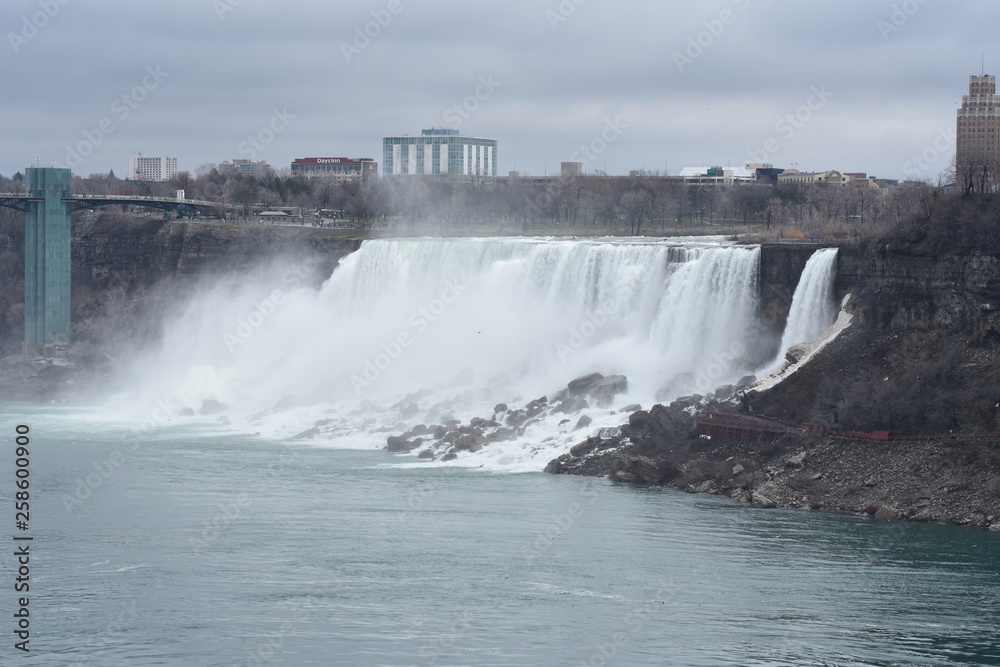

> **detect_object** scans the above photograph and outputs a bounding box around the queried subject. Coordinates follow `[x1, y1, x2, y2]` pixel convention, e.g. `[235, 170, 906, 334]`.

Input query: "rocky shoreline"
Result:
[545, 400, 1000, 533]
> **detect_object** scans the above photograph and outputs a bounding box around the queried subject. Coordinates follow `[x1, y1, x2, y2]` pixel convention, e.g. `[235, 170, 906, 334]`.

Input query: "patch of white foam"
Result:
[752, 294, 853, 394]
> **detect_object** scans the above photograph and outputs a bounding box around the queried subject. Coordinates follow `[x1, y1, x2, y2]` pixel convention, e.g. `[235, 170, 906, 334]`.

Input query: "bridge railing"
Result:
[67, 194, 222, 207]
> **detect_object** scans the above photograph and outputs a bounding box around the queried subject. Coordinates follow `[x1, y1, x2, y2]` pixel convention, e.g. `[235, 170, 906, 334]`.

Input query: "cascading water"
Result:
[117, 237, 771, 470]
[769, 247, 839, 368]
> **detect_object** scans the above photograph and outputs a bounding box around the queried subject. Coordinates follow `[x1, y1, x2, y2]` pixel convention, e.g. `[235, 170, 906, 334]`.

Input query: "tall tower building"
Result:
[956, 74, 1000, 173]
[128, 153, 178, 181]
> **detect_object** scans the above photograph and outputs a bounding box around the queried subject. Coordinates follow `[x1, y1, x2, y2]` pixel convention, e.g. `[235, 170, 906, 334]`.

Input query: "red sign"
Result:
[292, 157, 359, 165]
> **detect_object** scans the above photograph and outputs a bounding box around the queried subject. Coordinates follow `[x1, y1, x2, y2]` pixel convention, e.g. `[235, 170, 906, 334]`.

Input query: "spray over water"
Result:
[117, 237, 772, 470]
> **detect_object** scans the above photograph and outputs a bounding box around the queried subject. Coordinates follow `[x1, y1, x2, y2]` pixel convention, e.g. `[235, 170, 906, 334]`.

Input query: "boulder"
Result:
[386, 435, 414, 453]
[570, 439, 598, 457]
[750, 491, 777, 509]
[556, 397, 589, 414]
[591, 375, 628, 398]
[574, 415, 593, 431]
[494, 403, 508, 414]
[199, 399, 228, 415]
[628, 410, 650, 430]
[568, 373, 604, 396]
[713, 384, 734, 400]
[452, 433, 484, 453]
[785, 451, 807, 468]
[785, 343, 811, 365]
[291, 427, 320, 440]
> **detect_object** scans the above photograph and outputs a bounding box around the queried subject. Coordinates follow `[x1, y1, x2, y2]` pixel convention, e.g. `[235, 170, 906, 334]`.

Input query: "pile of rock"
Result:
[381, 372, 630, 462]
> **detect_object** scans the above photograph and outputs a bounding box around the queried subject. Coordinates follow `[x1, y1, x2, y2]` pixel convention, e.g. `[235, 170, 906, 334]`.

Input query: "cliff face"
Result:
[71, 219, 362, 301]
[838, 243, 1000, 342]
[758, 244, 823, 331]
[0, 216, 363, 357]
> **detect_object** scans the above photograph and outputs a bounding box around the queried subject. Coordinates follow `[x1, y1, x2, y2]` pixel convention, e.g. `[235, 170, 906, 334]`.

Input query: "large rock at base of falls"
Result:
[387, 435, 419, 453]
[567, 373, 628, 399]
[199, 399, 228, 415]
[568, 373, 604, 396]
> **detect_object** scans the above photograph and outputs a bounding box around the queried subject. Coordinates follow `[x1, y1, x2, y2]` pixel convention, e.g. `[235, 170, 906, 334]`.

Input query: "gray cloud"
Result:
[2, 0, 996, 180]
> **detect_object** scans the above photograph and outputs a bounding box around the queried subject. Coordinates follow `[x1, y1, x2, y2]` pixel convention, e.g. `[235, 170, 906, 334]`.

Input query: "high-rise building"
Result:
[956, 74, 1000, 170]
[128, 153, 178, 182]
[382, 128, 497, 178]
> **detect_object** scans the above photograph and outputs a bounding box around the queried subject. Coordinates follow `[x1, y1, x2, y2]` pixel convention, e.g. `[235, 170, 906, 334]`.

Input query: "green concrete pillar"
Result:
[24, 168, 72, 354]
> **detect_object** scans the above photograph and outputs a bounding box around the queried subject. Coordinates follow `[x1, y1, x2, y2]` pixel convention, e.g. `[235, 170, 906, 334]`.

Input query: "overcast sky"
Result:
[2, 0, 996, 181]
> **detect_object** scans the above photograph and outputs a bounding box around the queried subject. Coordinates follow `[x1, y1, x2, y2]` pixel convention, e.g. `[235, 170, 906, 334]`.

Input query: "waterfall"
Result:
[121, 237, 770, 469]
[775, 247, 839, 360]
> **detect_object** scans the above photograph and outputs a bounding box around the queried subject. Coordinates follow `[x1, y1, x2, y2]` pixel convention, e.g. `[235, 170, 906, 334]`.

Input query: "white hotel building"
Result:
[382, 129, 497, 178]
[127, 153, 178, 182]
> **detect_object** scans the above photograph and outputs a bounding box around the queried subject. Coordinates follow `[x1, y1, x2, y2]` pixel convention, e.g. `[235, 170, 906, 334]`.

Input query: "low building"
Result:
[745, 163, 785, 184]
[677, 166, 756, 185]
[290, 157, 378, 181]
[777, 169, 850, 186]
[561, 162, 583, 178]
[220, 159, 272, 178]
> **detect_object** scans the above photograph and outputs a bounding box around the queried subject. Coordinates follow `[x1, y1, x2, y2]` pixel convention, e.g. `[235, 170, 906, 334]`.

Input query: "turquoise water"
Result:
[2, 404, 999, 666]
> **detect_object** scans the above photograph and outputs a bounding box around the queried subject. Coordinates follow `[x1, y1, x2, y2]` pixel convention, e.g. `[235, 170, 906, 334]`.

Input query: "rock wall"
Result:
[758, 243, 829, 332]
[837, 242, 1000, 342]
[72, 219, 363, 300]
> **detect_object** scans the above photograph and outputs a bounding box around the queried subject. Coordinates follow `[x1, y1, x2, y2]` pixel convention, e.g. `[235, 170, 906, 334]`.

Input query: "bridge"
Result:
[0, 168, 225, 356]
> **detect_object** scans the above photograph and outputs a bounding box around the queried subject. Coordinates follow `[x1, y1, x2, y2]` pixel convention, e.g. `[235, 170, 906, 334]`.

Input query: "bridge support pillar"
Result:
[23, 168, 72, 356]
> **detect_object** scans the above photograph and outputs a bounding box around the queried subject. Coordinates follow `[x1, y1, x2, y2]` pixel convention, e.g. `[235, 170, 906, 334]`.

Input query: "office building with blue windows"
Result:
[382, 129, 497, 178]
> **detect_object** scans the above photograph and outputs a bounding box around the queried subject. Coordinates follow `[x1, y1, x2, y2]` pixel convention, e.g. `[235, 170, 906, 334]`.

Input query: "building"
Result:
[745, 162, 785, 184]
[561, 162, 583, 178]
[677, 166, 757, 185]
[777, 169, 850, 186]
[382, 128, 497, 178]
[127, 153, 177, 182]
[956, 74, 1000, 171]
[219, 159, 272, 178]
[290, 157, 378, 181]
